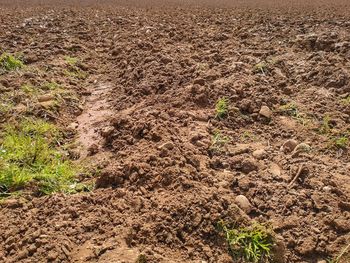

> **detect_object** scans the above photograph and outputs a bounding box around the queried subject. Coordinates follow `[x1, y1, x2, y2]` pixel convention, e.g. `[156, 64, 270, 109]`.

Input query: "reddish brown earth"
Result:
[1, 0, 350, 262]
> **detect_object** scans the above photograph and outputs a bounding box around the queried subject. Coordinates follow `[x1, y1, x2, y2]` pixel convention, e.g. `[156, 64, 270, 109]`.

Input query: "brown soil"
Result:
[1, 1, 350, 263]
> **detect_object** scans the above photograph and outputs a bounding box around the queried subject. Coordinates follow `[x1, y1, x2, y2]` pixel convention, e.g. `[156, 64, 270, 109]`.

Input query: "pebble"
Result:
[270, 163, 282, 177]
[252, 149, 267, 159]
[101, 126, 114, 138]
[158, 141, 174, 150]
[235, 195, 252, 213]
[280, 139, 298, 153]
[259, 106, 273, 119]
[68, 122, 79, 130]
[37, 94, 55, 102]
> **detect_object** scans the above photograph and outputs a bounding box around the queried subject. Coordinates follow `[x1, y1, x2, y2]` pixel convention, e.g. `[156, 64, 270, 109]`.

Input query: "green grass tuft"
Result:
[211, 130, 230, 152]
[0, 53, 24, 72]
[215, 97, 229, 119]
[218, 220, 274, 263]
[333, 135, 348, 149]
[0, 119, 77, 196]
[340, 96, 350, 106]
[64, 56, 78, 66]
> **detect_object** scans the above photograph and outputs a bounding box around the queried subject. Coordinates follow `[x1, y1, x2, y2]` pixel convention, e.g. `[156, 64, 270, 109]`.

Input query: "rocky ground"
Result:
[0, 0, 350, 262]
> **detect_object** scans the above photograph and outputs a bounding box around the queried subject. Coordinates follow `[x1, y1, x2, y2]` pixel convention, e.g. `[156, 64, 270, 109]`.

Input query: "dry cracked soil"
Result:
[0, 0, 350, 262]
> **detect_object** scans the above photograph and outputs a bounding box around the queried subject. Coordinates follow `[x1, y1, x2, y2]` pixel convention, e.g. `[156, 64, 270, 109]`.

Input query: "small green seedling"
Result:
[218, 220, 274, 263]
[278, 102, 311, 126]
[211, 130, 230, 152]
[319, 115, 331, 135]
[340, 96, 350, 105]
[253, 61, 269, 75]
[279, 102, 299, 117]
[42, 81, 60, 91]
[0, 53, 24, 72]
[64, 56, 78, 66]
[21, 84, 37, 94]
[333, 136, 348, 149]
[240, 131, 257, 142]
[215, 97, 229, 119]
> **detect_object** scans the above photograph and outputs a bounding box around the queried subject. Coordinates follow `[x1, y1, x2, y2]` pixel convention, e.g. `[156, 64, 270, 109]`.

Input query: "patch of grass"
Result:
[64, 56, 78, 66]
[218, 220, 274, 263]
[340, 96, 350, 105]
[278, 102, 311, 126]
[279, 102, 299, 117]
[42, 81, 61, 91]
[253, 61, 269, 75]
[240, 131, 257, 142]
[211, 130, 230, 152]
[215, 97, 229, 119]
[0, 102, 13, 116]
[0, 118, 77, 196]
[332, 135, 349, 149]
[21, 84, 38, 94]
[64, 68, 88, 80]
[319, 114, 331, 135]
[0, 53, 24, 72]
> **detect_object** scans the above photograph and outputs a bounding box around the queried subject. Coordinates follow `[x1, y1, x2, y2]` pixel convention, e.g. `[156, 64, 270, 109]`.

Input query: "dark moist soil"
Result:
[0, 1, 350, 263]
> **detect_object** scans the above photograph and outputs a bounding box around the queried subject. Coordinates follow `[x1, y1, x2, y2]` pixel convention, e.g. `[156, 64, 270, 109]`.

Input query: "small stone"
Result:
[252, 149, 267, 159]
[158, 141, 174, 150]
[39, 100, 57, 109]
[259, 106, 273, 119]
[101, 126, 114, 138]
[235, 195, 252, 213]
[280, 139, 298, 153]
[47, 251, 58, 261]
[68, 122, 78, 130]
[227, 144, 250, 156]
[323, 186, 332, 192]
[37, 94, 55, 102]
[270, 163, 282, 177]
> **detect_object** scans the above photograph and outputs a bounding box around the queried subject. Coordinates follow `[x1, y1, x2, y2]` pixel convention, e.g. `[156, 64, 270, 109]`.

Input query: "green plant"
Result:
[320, 114, 331, 135]
[64, 68, 88, 80]
[211, 130, 230, 152]
[64, 56, 78, 66]
[42, 81, 61, 91]
[240, 131, 257, 142]
[0, 53, 24, 72]
[253, 61, 269, 75]
[21, 84, 37, 94]
[0, 118, 77, 196]
[279, 103, 299, 117]
[278, 102, 311, 126]
[333, 135, 348, 149]
[218, 220, 274, 263]
[340, 96, 350, 105]
[215, 97, 229, 119]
